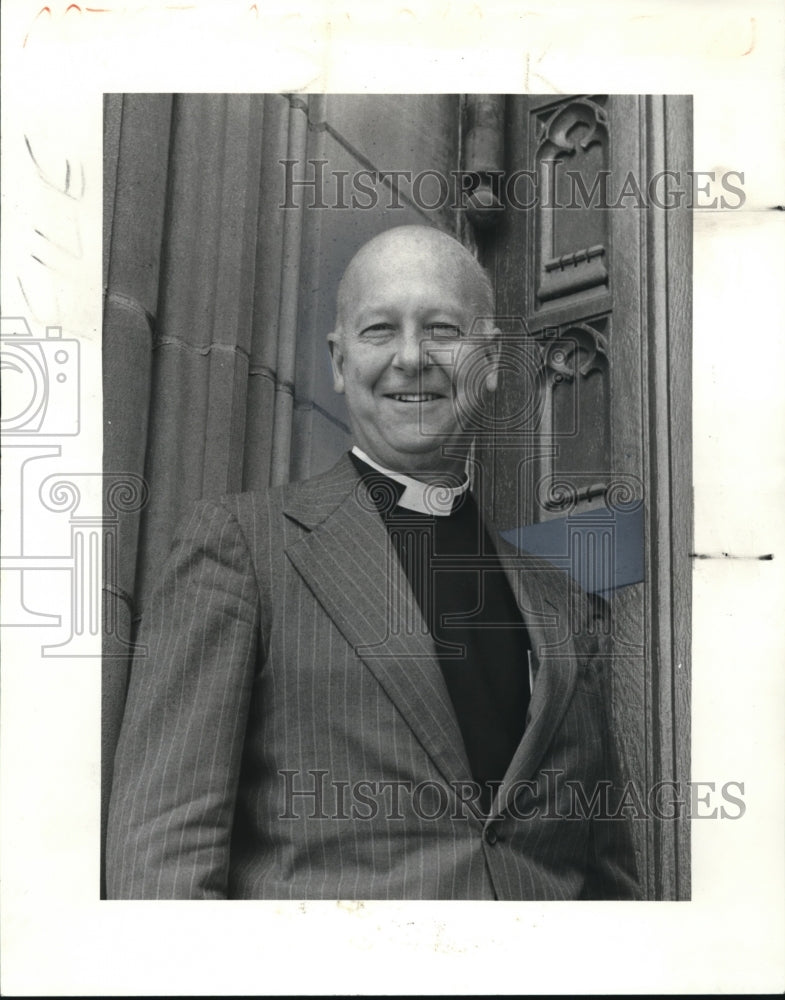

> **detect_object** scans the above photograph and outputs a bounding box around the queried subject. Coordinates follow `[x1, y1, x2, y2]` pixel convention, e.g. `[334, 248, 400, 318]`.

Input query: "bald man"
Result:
[106, 226, 640, 900]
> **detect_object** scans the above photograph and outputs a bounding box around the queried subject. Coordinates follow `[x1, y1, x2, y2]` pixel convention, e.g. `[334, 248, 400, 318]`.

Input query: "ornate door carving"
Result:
[474, 94, 692, 899]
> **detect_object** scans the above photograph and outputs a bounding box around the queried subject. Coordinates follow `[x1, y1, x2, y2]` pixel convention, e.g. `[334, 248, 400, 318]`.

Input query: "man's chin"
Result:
[371, 435, 469, 474]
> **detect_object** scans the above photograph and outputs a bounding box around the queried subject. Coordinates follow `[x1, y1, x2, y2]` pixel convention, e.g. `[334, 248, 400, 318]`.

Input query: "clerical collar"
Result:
[350, 447, 469, 516]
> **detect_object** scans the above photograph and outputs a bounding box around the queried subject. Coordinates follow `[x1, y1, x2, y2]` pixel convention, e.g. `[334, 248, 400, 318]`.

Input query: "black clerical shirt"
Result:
[349, 451, 532, 815]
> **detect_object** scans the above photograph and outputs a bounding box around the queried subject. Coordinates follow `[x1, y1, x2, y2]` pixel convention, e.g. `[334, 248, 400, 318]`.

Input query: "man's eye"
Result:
[360, 323, 395, 337]
[426, 324, 463, 338]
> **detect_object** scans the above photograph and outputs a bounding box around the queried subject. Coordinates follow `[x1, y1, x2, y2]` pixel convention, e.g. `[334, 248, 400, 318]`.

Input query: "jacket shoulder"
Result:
[211, 455, 357, 529]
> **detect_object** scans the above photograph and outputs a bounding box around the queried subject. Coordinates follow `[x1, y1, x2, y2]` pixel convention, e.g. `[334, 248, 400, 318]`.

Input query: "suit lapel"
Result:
[283, 458, 472, 790]
[282, 458, 580, 817]
[490, 538, 580, 818]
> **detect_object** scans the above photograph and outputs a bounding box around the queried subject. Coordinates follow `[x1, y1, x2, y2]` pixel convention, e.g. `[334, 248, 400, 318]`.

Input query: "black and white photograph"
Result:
[101, 93, 691, 902]
[1, 2, 783, 995]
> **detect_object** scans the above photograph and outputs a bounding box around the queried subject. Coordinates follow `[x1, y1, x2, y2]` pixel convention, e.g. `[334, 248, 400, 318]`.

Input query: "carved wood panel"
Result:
[534, 96, 610, 305]
[476, 94, 692, 900]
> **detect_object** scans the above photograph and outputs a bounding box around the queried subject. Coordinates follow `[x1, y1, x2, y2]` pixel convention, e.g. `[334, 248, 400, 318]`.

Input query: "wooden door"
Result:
[474, 94, 692, 899]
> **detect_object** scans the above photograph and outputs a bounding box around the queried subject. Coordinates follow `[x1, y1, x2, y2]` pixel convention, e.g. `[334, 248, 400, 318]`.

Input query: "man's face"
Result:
[328, 236, 498, 477]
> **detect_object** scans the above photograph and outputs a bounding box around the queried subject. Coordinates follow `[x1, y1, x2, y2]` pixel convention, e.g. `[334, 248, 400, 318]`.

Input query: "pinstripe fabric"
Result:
[106, 455, 640, 900]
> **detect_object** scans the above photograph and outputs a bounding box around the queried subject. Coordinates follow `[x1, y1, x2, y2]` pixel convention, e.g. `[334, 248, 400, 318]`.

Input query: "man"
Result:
[106, 225, 640, 900]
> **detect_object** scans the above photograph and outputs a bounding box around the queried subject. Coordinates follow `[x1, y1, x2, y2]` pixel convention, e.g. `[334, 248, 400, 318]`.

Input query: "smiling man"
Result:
[106, 225, 640, 900]
[327, 225, 499, 480]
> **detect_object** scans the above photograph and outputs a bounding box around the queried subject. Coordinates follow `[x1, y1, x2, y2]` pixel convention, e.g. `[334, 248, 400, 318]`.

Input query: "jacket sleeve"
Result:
[105, 499, 261, 899]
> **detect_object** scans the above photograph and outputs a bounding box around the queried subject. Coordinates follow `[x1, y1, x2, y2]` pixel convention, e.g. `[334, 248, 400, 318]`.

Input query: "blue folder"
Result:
[500, 503, 644, 595]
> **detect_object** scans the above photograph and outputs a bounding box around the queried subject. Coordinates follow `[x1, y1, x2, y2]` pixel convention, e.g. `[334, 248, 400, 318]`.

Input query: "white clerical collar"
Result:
[351, 447, 469, 516]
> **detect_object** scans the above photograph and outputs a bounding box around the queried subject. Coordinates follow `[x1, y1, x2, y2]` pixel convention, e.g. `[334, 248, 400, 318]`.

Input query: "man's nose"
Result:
[392, 329, 430, 373]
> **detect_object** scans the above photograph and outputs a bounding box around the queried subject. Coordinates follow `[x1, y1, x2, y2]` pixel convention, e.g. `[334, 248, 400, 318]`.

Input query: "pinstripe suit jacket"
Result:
[106, 454, 640, 900]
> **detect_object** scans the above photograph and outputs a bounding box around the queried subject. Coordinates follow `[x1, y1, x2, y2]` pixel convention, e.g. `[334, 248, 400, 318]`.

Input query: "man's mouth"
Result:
[384, 393, 444, 403]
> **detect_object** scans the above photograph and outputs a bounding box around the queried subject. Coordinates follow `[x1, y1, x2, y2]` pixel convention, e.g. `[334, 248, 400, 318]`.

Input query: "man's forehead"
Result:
[349, 296, 468, 325]
[340, 266, 477, 325]
[341, 237, 476, 294]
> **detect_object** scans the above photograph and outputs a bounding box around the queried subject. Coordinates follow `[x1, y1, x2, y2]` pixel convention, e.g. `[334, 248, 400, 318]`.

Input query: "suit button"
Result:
[484, 827, 499, 845]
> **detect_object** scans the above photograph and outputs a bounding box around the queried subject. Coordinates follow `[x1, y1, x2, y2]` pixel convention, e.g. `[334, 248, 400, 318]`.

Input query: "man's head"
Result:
[327, 225, 500, 480]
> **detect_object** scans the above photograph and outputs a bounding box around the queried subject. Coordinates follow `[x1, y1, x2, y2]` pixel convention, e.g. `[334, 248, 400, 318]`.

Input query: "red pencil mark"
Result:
[22, 1, 220, 46]
[23, 5, 51, 47]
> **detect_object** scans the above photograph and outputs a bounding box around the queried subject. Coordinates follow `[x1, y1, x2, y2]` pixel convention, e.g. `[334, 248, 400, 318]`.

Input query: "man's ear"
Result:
[484, 327, 502, 394]
[327, 331, 345, 394]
